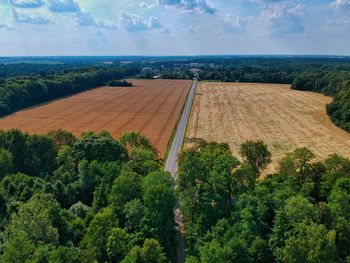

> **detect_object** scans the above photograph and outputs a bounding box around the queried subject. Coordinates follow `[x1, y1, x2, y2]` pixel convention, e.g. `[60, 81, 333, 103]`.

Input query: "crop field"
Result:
[0, 79, 191, 157]
[186, 82, 350, 173]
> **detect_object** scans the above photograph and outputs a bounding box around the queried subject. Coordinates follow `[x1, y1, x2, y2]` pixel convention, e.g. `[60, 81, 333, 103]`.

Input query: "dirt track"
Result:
[0, 79, 191, 157]
[186, 82, 350, 173]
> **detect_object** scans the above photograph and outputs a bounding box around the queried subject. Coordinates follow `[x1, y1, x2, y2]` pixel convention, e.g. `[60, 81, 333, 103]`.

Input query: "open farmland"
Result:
[186, 82, 350, 173]
[0, 79, 191, 157]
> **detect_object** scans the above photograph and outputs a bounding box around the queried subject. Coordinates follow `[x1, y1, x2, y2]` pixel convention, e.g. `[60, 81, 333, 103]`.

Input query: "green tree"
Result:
[108, 168, 141, 214]
[141, 171, 176, 256]
[279, 222, 336, 263]
[80, 207, 118, 262]
[73, 131, 123, 163]
[47, 129, 77, 150]
[0, 148, 14, 179]
[107, 228, 132, 262]
[24, 134, 56, 176]
[121, 239, 167, 263]
[6, 193, 70, 246]
[240, 140, 272, 172]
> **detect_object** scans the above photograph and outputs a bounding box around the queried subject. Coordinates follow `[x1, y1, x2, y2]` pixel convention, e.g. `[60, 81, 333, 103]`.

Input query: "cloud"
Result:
[12, 8, 49, 24]
[157, 0, 216, 14]
[260, 2, 305, 33]
[140, 2, 156, 9]
[119, 12, 164, 31]
[221, 14, 249, 33]
[330, 0, 350, 8]
[48, 0, 80, 12]
[76, 10, 118, 30]
[9, 0, 44, 8]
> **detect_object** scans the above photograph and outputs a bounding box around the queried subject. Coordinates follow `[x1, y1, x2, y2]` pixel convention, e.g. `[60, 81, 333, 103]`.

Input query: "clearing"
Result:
[0, 79, 191, 158]
[186, 82, 350, 173]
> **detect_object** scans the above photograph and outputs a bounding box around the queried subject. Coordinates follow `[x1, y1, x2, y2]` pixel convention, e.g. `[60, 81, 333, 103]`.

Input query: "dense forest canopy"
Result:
[0, 129, 175, 262]
[178, 140, 350, 263]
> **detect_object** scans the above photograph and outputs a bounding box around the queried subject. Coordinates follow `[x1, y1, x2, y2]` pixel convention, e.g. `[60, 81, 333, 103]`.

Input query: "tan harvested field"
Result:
[0, 79, 192, 158]
[186, 82, 350, 173]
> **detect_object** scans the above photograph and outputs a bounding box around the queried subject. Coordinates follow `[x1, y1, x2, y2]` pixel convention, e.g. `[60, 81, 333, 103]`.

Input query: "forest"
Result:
[0, 66, 139, 117]
[0, 129, 175, 262]
[178, 140, 350, 263]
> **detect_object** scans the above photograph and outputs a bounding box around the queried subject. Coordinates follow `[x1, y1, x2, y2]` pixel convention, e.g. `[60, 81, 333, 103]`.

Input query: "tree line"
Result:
[0, 66, 139, 117]
[0, 129, 174, 262]
[178, 140, 350, 263]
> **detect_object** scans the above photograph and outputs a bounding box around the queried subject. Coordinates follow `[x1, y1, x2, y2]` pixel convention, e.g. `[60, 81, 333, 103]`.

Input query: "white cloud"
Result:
[9, 0, 44, 8]
[260, 2, 305, 33]
[12, 8, 49, 24]
[140, 2, 156, 9]
[221, 14, 249, 32]
[330, 0, 350, 8]
[119, 12, 164, 31]
[157, 0, 216, 14]
[76, 11, 117, 30]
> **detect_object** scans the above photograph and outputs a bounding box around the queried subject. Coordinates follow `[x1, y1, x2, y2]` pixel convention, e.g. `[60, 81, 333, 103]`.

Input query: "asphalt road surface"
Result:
[165, 79, 197, 263]
[165, 79, 197, 178]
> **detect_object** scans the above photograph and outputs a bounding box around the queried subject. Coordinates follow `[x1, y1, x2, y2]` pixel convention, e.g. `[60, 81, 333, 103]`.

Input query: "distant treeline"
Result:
[0, 66, 139, 117]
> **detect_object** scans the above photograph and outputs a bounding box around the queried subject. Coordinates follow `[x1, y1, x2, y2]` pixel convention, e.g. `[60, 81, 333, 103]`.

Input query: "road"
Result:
[165, 79, 197, 263]
[165, 79, 197, 178]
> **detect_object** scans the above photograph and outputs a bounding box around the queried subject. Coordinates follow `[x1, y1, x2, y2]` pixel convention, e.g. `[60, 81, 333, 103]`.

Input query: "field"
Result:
[0, 79, 191, 157]
[186, 82, 350, 173]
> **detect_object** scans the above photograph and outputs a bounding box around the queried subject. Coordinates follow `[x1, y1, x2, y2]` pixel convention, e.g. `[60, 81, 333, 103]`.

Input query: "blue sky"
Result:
[0, 0, 349, 56]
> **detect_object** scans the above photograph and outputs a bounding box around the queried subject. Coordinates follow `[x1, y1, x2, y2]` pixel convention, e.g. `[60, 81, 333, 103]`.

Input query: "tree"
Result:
[107, 228, 132, 262]
[199, 239, 251, 263]
[24, 134, 56, 176]
[47, 129, 77, 150]
[0, 148, 14, 179]
[128, 147, 160, 176]
[80, 207, 118, 262]
[0, 234, 35, 263]
[279, 222, 336, 263]
[239, 140, 271, 172]
[279, 148, 315, 187]
[141, 171, 176, 256]
[108, 168, 141, 214]
[73, 131, 123, 163]
[121, 239, 167, 263]
[119, 132, 156, 154]
[6, 193, 69, 246]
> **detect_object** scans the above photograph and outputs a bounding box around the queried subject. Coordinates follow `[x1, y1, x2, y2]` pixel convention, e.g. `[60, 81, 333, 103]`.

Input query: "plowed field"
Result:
[0, 79, 192, 157]
[186, 82, 350, 173]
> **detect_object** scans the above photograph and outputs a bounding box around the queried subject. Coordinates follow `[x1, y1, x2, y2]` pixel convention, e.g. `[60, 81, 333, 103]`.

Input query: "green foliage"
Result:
[107, 79, 133, 87]
[121, 239, 167, 263]
[80, 207, 118, 262]
[240, 140, 272, 172]
[0, 149, 14, 180]
[0, 129, 174, 262]
[107, 228, 132, 262]
[278, 222, 336, 263]
[73, 131, 123, 163]
[179, 140, 350, 262]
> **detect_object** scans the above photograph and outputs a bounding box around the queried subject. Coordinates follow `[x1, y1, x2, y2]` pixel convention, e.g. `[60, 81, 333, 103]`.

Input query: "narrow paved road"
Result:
[165, 79, 197, 263]
[165, 79, 197, 178]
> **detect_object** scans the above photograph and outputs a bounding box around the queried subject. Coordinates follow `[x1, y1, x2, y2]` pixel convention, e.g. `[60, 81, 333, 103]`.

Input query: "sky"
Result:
[0, 0, 349, 56]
